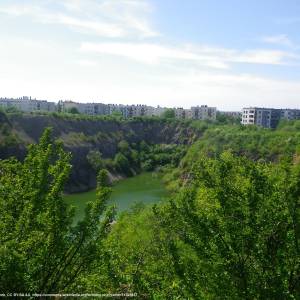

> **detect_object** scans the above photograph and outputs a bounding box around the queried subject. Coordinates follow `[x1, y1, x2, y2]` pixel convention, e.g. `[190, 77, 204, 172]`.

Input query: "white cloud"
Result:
[234, 49, 297, 65]
[0, 3, 40, 16]
[55, 14, 126, 37]
[76, 59, 98, 67]
[262, 34, 294, 48]
[80, 42, 230, 68]
[80, 41, 299, 68]
[96, 0, 158, 37]
[0, 0, 158, 38]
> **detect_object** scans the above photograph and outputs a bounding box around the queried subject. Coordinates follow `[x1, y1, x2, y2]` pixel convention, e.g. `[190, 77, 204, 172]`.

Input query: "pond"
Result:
[64, 172, 168, 222]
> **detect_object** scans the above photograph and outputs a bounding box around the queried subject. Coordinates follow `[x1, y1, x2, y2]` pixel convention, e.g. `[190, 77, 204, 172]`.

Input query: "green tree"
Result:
[97, 169, 110, 187]
[83, 204, 184, 298]
[5, 106, 20, 113]
[141, 159, 154, 171]
[130, 149, 139, 166]
[68, 107, 80, 114]
[216, 111, 241, 125]
[139, 140, 149, 152]
[114, 153, 131, 175]
[162, 109, 175, 119]
[87, 149, 103, 172]
[118, 140, 131, 157]
[111, 111, 123, 118]
[0, 128, 114, 293]
[161, 152, 300, 299]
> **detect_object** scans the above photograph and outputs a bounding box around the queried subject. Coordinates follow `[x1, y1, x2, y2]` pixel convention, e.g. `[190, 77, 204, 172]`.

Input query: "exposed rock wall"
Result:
[0, 113, 201, 192]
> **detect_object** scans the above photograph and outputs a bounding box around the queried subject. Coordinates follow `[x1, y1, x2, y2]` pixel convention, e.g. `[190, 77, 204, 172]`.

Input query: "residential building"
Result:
[0, 97, 55, 112]
[281, 109, 300, 121]
[174, 107, 186, 119]
[61, 101, 110, 115]
[60, 101, 82, 113]
[0, 97, 220, 121]
[219, 111, 242, 118]
[144, 106, 155, 117]
[185, 109, 192, 119]
[242, 107, 288, 128]
[190, 105, 217, 120]
[152, 106, 167, 117]
[128, 104, 148, 117]
[108, 104, 123, 115]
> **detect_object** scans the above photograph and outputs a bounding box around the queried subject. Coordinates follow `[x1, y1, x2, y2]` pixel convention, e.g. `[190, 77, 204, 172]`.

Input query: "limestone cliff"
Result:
[0, 112, 201, 192]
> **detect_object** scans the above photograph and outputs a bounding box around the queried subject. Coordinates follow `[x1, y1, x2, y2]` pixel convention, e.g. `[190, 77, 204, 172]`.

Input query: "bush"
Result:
[87, 150, 103, 171]
[114, 153, 131, 175]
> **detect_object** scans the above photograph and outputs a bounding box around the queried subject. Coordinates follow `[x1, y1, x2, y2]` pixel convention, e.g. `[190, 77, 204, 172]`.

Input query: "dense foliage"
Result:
[162, 108, 175, 119]
[183, 121, 300, 165]
[1, 120, 300, 299]
[87, 139, 187, 177]
[160, 152, 300, 299]
[82, 151, 299, 299]
[0, 129, 114, 293]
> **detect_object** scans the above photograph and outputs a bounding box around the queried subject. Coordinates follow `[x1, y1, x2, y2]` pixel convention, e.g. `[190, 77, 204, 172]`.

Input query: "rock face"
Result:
[0, 113, 200, 192]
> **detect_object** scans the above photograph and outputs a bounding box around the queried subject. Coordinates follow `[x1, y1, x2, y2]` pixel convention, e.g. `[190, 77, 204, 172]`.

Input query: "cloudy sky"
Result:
[0, 0, 300, 110]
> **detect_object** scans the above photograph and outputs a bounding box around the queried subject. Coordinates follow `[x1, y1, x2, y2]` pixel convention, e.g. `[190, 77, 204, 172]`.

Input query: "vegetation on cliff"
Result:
[87, 140, 187, 178]
[183, 120, 300, 165]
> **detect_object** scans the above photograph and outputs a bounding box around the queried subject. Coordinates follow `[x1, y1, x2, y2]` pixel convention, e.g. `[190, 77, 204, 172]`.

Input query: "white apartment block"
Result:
[242, 108, 256, 125]
[0, 97, 55, 113]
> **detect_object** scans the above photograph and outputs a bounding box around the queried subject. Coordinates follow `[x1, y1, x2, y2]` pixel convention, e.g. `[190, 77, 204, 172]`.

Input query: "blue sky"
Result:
[0, 0, 300, 110]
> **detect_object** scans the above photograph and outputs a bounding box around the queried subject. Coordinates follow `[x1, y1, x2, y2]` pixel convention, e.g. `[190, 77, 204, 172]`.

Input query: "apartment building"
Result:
[219, 111, 242, 118]
[60, 101, 81, 113]
[0, 97, 56, 112]
[281, 109, 300, 121]
[0, 97, 218, 121]
[242, 108, 276, 128]
[174, 107, 186, 119]
[152, 106, 167, 117]
[190, 105, 217, 120]
[241, 107, 300, 128]
[61, 101, 110, 115]
[125, 105, 148, 118]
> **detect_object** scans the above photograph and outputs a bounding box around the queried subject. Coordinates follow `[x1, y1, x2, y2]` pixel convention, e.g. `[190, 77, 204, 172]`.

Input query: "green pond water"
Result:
[64, 172, 168, 221]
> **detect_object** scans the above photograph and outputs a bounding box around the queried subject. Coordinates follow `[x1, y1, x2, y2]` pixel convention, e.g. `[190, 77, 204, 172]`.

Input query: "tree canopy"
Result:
[162, 108, 175, 119]
[0, 128, 114, 293]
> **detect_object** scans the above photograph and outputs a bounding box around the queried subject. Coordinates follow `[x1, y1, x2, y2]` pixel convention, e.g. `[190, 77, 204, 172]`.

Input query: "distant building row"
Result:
[0, 97, 217, 120]
[0, 96, 56, 112]
[242, 107, 300, 128]
[2, 97, 299, 127]
[60, 101, 161, 118]
[60, 101, 217, 120]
